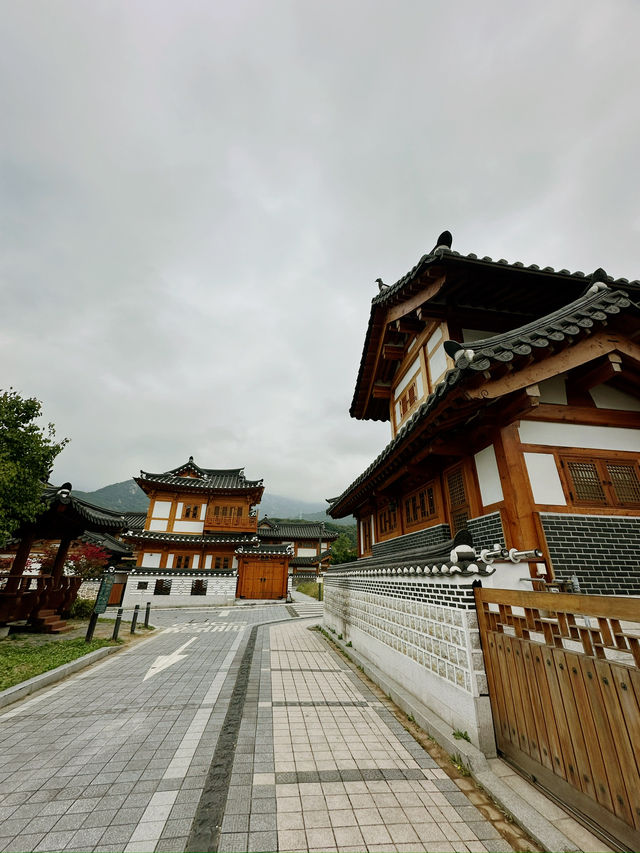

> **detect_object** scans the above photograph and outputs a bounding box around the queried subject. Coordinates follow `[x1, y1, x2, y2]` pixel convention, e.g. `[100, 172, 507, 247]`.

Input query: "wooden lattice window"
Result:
[445, 465, 470, 534]
[404, 482, 437, 528]
[398, 380, 418, 419]
[175, 555, 190, 569]
[154, 579, 172, 595]
[562, 456, 640, 508]
[183, 503, 200, 519]
[214, 556, 230, 570]
[360, 517, 372, 554]
[191, 579, 207, 596]
[377, 503, 398, 536]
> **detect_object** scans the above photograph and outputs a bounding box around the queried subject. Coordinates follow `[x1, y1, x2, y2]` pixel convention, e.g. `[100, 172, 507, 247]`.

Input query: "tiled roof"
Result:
[371, 247, 640, 310]
[236, 543, 294, 556]
[328, 531, 495, 577]
[330, 287, 638, 516]
[122, 511, 147, 529]
[41, 485, 126, 533]
[291, 550, 332, 566]
[257, 519, 339, 541]
[80, 531, 132, 558]
[137, 458, 263, 492]
[351, 234, 640, 421]
[121, 530, 256, 545]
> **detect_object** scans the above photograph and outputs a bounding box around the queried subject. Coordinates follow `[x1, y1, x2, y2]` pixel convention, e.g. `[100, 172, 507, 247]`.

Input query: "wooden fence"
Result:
[475, 588, 640, 852]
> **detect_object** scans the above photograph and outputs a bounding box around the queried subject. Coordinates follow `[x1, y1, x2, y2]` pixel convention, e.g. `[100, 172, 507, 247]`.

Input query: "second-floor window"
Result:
[175, 555, 190, 569]
[214, 556, 231, 569]
[398, 380, 418, 419]
[183, 504, 200, 519]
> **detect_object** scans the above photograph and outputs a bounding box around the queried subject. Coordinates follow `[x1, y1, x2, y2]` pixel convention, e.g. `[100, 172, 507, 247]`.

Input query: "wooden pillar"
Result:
[9, 531, 35, 577]
[51, 535, 73, 584]
[493, 422, 539, 552]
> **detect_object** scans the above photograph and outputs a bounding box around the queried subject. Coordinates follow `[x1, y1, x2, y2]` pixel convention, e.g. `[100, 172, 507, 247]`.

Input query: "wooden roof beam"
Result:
[372, 381, 392, 399]
[382, 343, 405, 361]
[571, 353, 622, 392]
[394, 317, 424, 334]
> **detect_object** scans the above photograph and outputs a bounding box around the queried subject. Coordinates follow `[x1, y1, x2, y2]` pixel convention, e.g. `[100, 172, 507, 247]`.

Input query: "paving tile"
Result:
[218, 832, 248, 853]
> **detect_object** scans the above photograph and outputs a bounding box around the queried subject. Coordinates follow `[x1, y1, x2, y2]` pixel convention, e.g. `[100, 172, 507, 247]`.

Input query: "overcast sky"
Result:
[2, 1, 639, 501]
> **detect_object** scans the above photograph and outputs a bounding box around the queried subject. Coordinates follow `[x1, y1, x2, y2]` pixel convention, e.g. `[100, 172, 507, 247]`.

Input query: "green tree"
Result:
[0, 389, 68, 546]
[330, 532, 358, 565]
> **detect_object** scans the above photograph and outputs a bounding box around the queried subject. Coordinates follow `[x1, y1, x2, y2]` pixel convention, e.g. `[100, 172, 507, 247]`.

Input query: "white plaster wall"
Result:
[176, 502, 184, 517]
[589, 383, 640, 411]
[429, 342, 448, 382]
[426, 326, 443, 353]
[173, 520, 205, 534]
[152, 500, 172, 519]
[167, 554, 174, 569]
[141, 552, 161, 568]
[523, 452, 567, 505]
[204, 555, 212, 569]
[474, 445, 503, 507]
[122, 574, 237, 607]
[394, 356, 421, 397]
[537, 376, 567, 405]
[148, 519, 168, 532]
[192, 555, 200, 568]
[200, 504, 207, 520]
[519, 420, 640, 452]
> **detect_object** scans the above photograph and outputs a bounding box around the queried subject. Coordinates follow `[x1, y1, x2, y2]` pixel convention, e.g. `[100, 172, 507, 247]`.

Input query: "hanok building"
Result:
[257, 518, 338, 577]
[122, 458, 291, 603]
[327, 231, 640, 595]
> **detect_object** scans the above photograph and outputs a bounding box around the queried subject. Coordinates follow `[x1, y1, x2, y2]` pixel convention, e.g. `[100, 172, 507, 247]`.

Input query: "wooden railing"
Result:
[475, 588, 640, 852]
[204, 514, 258, 532]
[0, 574, 83, 624]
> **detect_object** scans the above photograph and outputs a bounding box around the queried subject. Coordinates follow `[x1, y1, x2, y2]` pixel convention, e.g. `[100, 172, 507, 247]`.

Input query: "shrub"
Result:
[70, 598, 95, 619]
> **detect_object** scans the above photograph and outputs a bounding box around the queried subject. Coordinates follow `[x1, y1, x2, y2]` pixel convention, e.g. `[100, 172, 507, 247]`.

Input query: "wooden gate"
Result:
[236, 556, 287, 600]
[475, 589, 640, 852]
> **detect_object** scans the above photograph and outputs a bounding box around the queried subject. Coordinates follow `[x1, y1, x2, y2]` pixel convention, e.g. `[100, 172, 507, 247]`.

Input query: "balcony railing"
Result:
[204, 514, 258, 532]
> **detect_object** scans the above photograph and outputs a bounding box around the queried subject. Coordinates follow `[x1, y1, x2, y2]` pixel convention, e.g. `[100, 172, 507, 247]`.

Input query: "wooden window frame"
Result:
[360, 516, 372, 556]
[183, 503, 201, 520]
[175, 554, 191, 569]
[377, 503, 398, 538]
[403, 481, 438, 531]
[558, 451, 640, 509]
[154, 579, 172, 595]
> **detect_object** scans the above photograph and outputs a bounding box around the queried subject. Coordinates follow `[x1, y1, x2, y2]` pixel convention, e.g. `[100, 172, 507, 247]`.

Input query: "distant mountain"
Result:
[72, 480, 353, 525]
[74, 480, 150, 512]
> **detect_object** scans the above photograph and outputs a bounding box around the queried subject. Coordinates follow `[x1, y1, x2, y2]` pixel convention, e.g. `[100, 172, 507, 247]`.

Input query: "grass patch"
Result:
[295, 581, 320, 600]
[0, 637, 116, 691]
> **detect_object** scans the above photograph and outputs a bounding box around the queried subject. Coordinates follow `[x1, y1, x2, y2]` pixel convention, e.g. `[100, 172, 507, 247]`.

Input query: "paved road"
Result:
[0, 596, 510, 853]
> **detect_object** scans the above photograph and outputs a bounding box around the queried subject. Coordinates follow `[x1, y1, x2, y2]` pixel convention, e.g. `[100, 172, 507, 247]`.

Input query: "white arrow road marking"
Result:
[143, 637, 197, 681]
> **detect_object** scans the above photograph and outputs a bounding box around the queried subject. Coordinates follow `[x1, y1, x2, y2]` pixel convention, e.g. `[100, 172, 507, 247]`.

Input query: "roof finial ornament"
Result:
[432, 230, 453, 253]
[585, 267, 609, 296]
[375, 277, 388, 292]
[189, 455, 194, 463]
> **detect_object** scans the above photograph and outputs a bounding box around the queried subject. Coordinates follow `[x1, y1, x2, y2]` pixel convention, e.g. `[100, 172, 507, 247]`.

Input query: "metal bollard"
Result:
[85, 612, 99, 643]
[144, 601, 151, 628]
[130, 604, 140, 634]
[112, 607, 123, 640]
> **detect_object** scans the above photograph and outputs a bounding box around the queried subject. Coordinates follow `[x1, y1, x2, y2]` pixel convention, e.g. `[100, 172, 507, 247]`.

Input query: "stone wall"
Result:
[323, 569, 495, 753]
[122, 571, 237, 607]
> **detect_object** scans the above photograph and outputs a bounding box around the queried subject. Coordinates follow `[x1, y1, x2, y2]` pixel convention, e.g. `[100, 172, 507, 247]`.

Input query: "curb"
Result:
[323, 632, 580, 853]
[0, 628, 163, 711]
[0, 645, 122, 710]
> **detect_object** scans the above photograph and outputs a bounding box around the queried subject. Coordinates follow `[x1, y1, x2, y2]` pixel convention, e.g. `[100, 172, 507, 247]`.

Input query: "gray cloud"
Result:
[1, 0, 639, 499]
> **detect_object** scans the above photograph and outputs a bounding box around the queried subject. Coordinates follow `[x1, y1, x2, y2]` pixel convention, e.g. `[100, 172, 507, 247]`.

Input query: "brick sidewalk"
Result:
[215, 619, 512, 853]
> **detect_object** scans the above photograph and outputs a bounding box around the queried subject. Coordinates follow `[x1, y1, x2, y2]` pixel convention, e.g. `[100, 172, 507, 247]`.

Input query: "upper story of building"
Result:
[136, 457, 264, 537]
[349, 230, 640, 440]
[329, 231, 640, 583]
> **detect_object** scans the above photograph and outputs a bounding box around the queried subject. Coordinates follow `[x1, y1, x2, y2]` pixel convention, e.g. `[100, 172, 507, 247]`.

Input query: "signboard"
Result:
[94, 576, 115, 614]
